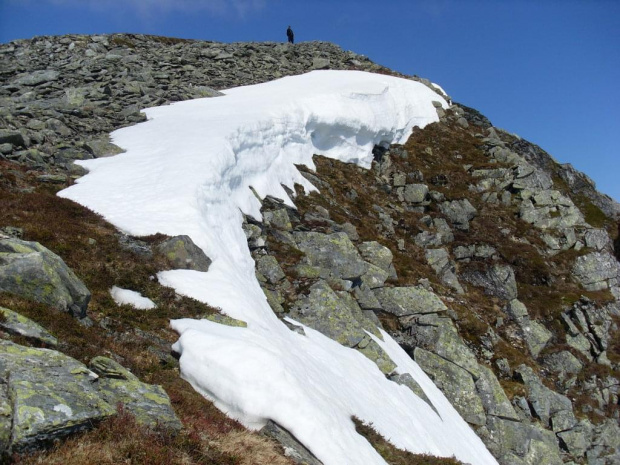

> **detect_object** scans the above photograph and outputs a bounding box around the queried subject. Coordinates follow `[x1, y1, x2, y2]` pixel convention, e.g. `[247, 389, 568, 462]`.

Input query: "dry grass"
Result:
[13, 405, 291, 465]
[353, 418, 464, 465]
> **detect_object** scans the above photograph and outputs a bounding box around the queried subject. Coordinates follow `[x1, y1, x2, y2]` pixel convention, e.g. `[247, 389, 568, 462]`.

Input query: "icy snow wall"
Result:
[60, 70, 498, 465]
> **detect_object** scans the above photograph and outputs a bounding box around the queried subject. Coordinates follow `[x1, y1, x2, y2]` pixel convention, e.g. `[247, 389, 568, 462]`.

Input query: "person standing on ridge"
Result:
[287, 25, 294, 44]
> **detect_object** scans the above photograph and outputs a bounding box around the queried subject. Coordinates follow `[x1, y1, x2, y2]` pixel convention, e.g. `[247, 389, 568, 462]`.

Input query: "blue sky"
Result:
[1, 0, 618, 202]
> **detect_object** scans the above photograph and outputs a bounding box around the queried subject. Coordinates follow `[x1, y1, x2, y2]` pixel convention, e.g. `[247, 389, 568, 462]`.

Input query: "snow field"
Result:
[60, 71, 498, 465]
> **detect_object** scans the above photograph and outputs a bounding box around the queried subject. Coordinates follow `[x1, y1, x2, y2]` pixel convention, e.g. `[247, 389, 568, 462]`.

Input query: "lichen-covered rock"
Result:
[288, 281, 395, 373]
[256, 255, 286, 284]
[264, 209, 293, 231]
[0, 340, 115, 453]
[462, 264, 517, 301]
[584, 229, 612, 251]
[403, 315, 480, 379]
[403, 183, 429, 204]
[89, 357, 182, 431]
[357, 241, 393, 272]
[484, 416, 562, 464]
[439, 199, 477, 231]
[541, 351, 583, 388]
[260, 420, 323, 465]
[0, 306, 58, 346]
[572, 251, 620, 292]
[414, 348, 486, 426]
[157, 235, 211, 272]
[204, 313, 248, 328]
[504, 300, 552, 357]
[374, 286, 447, 317]
[389, 372, 437, 414]
[475, 365, 519, 420]
[293, 232, 367, 280]
[0, 238, 91, 318]
[515, 365, 577, 432]
[424, 248, 464, 293]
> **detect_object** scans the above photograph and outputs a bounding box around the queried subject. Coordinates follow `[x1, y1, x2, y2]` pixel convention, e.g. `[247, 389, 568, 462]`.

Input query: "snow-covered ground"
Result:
[59, 70, 498, 465]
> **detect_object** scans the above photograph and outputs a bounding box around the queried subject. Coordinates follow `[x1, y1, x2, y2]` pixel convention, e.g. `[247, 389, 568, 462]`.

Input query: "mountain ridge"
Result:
[0, 33, 619, 465]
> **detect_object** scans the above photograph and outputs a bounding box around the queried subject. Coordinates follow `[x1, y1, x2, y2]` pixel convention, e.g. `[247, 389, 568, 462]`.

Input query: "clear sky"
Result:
[1, 0, 618, 202]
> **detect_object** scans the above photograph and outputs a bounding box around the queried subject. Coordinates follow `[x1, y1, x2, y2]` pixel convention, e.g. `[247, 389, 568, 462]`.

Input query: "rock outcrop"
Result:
[1, 33, 619, 464]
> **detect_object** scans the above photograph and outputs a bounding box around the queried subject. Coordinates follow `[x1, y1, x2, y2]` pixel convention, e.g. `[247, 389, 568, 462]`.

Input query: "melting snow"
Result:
[110, 286, 156, 310]
[59, 70, 497, 465]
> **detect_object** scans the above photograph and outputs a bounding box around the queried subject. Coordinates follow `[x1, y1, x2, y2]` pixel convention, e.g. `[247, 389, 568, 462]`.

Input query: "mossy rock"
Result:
[0, 340, 114, 454]
[0, 306, 57, 346]
[0, 238, 90, 318]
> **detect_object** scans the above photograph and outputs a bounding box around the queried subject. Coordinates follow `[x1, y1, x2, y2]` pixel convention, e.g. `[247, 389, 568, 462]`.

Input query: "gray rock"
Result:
[264, 209, 293, 231]
[424, 248, 464, 293]
[0, 130, 26, 148]
[294, 232, 368, 280]
[572, 251, 620, 291]
[357, 241, 393, 272]
[414, 347, 486, 425]
[288, 281, 395, 373]
[89, 357, 181, 431]
[504, 300, 551, 358]
[374, 286, 447, 317]
[484, 416, 561, 461]
[439, 199, 477, 231]
[0, 340, 115, 453]
[403, 183, 429, 203]
[584, 229, 612, 251]
[157, 235, 212, 271]
[0, 306, 57, 346]
[541, 351, 583, 387]
[475, 365, 519, 420]
[462, 264, 518, 301]
[0, 238, 91, 318]
[389, 373, 437, 414]
[256, 255, 286, 284]
[12, 70, 60, 86]
[515, 365, 577, 431]
[83, 137, 125, 158]
[261, 420, 323, 465]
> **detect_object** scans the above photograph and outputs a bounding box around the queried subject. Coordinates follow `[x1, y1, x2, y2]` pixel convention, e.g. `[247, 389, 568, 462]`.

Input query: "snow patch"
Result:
[53, 403, 73, 417]
[110, 286, 155, 310]
[60, 70, 496, 465]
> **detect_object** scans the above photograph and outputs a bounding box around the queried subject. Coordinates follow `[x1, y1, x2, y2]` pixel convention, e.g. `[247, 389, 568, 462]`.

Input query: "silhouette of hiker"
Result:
[287, 26, 294, 44]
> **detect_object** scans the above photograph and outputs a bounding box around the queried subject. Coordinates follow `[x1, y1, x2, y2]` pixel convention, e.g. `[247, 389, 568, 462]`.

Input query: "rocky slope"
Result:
[1, 33, 619, 465]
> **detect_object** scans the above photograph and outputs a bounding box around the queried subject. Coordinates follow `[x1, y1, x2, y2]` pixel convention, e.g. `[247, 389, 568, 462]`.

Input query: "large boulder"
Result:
[0, 341, 182, 456]
[0, 238, 91, 318]
[157, 235, 212, 272]
[0, 340, 115, 454]
[293, 232, 368, 280]
[88, 357, 181, 431]
[572, 251, 620, 292]
[288, 281, 395, 373]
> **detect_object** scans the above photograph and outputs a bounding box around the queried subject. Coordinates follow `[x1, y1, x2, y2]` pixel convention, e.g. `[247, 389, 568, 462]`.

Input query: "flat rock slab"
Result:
[374, 286, 447, 317]
[0, 340, 114, 453]
[0, 306, 58, 346]
[293, 232, 368, 280]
